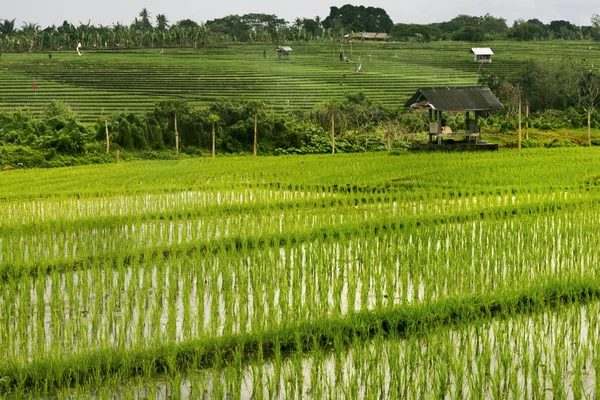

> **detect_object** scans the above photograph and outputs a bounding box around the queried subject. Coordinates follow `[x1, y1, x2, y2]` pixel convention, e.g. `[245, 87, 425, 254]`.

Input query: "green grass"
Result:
[2, 41, 598, 123]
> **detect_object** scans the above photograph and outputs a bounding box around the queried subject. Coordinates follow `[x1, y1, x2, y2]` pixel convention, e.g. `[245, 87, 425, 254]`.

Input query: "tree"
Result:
[324, 100, 342, 154]
[591, 14, 600, 41]
[0, 19, 16, 36]
[248, 101, 264, 156]
[322, 5, 393, 34]
[580, 70, 600, 145]
[503, 82, 522, 148]
[156, 14, 169, 31]
[480, 14, 508, 38]
[390, 24, 431, 42]
[548, 20, 580, 40]
[508, 20, 547, 41]
[451, 26, 485, 42]
[208, 114, 220, 157]
[135, 8, 153, 32]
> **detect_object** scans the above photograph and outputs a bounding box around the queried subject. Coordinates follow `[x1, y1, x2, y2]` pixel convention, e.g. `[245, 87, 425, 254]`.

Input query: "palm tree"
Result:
[0, 19, 16, 36]
[138, 8, 153, 31]
[156, 14, 169, 32]
[20, 22, 40, 51]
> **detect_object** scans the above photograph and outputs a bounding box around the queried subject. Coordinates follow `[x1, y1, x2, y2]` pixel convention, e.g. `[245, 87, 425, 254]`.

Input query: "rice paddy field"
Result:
[2, 40, 600, 122]
[1, 147, 600, 397]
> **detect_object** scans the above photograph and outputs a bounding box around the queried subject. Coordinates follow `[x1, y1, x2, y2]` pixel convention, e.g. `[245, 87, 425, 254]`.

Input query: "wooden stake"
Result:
[331, 109, 335, 154]
[174, 111, 179, 156]
[105, 118, 110, 154]
[387, 120, 391, 153]
[525, 99, 529, 140]
[253, 110, 258, 156]
[518, 98, 522, 149]
[212, 121, 216, 158]
[588, 109, 592, 146]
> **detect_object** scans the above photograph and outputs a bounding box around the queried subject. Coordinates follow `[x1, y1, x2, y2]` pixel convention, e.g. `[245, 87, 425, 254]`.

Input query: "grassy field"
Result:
[2, 148, 600, 396]
[2, 40, 600, 123]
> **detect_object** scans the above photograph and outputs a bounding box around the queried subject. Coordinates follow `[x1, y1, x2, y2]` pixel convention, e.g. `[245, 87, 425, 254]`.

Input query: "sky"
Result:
[2, 0, 599, 29]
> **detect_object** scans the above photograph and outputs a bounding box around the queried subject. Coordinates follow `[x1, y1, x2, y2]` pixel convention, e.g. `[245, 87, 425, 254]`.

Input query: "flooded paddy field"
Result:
[2, 150, 600, 397]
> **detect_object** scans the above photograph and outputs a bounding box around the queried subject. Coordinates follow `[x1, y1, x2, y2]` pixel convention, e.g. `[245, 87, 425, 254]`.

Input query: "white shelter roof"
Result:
[471, 47, 494, 56]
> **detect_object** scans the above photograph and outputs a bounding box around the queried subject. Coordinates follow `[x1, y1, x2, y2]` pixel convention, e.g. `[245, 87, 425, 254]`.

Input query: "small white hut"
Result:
[471, 47, 493, 63]
[276, 46, 293, 60]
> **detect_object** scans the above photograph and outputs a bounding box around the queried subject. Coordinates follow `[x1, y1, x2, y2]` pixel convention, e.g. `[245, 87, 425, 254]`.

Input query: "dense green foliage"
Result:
[322, 5, 394, 34]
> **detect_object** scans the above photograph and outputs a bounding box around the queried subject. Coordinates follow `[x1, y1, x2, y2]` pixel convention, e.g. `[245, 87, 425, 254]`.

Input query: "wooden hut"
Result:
[404, 86, 503, 145]
[276, 46, 293, 59]
[471, 47, 493, 63]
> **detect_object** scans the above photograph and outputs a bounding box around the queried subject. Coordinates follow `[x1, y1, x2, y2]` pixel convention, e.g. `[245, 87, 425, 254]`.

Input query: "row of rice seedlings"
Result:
[4, 146, 600, 225]
[42, 297, 600, 399]
[3, 147, 600, 204]
[0, 187, 333, 226]
[2, 206, 600, 363]
[3, 182, 595, 267]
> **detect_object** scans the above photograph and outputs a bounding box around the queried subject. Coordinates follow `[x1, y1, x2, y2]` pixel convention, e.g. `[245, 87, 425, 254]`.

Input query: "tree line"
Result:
[2, 6, 600, 52]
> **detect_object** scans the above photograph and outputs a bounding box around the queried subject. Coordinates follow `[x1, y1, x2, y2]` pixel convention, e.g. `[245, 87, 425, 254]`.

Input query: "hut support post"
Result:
[428, 109, 433, 143]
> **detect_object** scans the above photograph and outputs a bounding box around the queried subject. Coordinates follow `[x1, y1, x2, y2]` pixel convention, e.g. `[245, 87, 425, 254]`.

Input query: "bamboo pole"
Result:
[105, 118, 109, 154]
[518, 98, 522, 149]
[525, 99, 529, 140]
[387, 120, 391, 153]
[253, 110, 258, 156]
[331, 109, 335, 154]
[212, 121, 216, 158]
[588, 109, 592, 146]
[174, 111, 179, 156]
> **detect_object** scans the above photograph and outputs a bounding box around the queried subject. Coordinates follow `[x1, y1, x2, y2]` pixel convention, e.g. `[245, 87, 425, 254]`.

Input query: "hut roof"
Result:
[276, 46, 293, 52]
[345, 32, 388, 40]
[404, 86, 504, 112]
[471, 47, 494, 56]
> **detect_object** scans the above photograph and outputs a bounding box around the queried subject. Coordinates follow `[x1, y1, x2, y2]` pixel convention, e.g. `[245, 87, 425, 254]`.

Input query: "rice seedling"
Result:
[3, 149, 600, 395]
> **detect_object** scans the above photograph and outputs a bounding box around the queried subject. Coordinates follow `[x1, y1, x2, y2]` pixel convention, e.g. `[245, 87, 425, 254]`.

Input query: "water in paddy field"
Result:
[52, 300, 600, 399]
[3, 183, 600, 397]
[0, 237, 427, 363]
[3, 205, 600, 364]
[0, 189, 582, 266]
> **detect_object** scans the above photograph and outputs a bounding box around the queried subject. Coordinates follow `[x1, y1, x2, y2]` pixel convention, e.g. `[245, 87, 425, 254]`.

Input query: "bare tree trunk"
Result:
[589, 109, 592, 146]
[174, 111, 179, 156]
[253, 110, 258, 156]
[518, 98, 522, 149]
[212, 121, 216, 158]
[331, 110, 335, 154]
[105, 118, 110, 154]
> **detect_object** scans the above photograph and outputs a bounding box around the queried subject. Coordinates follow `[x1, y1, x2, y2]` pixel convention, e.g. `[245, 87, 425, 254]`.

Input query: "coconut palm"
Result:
[0, 19, 16, 36]
[156, 14, 169, 32]
[137, 8, 153, 31]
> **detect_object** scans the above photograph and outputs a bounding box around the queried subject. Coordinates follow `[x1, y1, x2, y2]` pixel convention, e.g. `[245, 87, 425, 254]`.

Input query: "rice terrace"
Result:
[4, 9, 600, 399]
